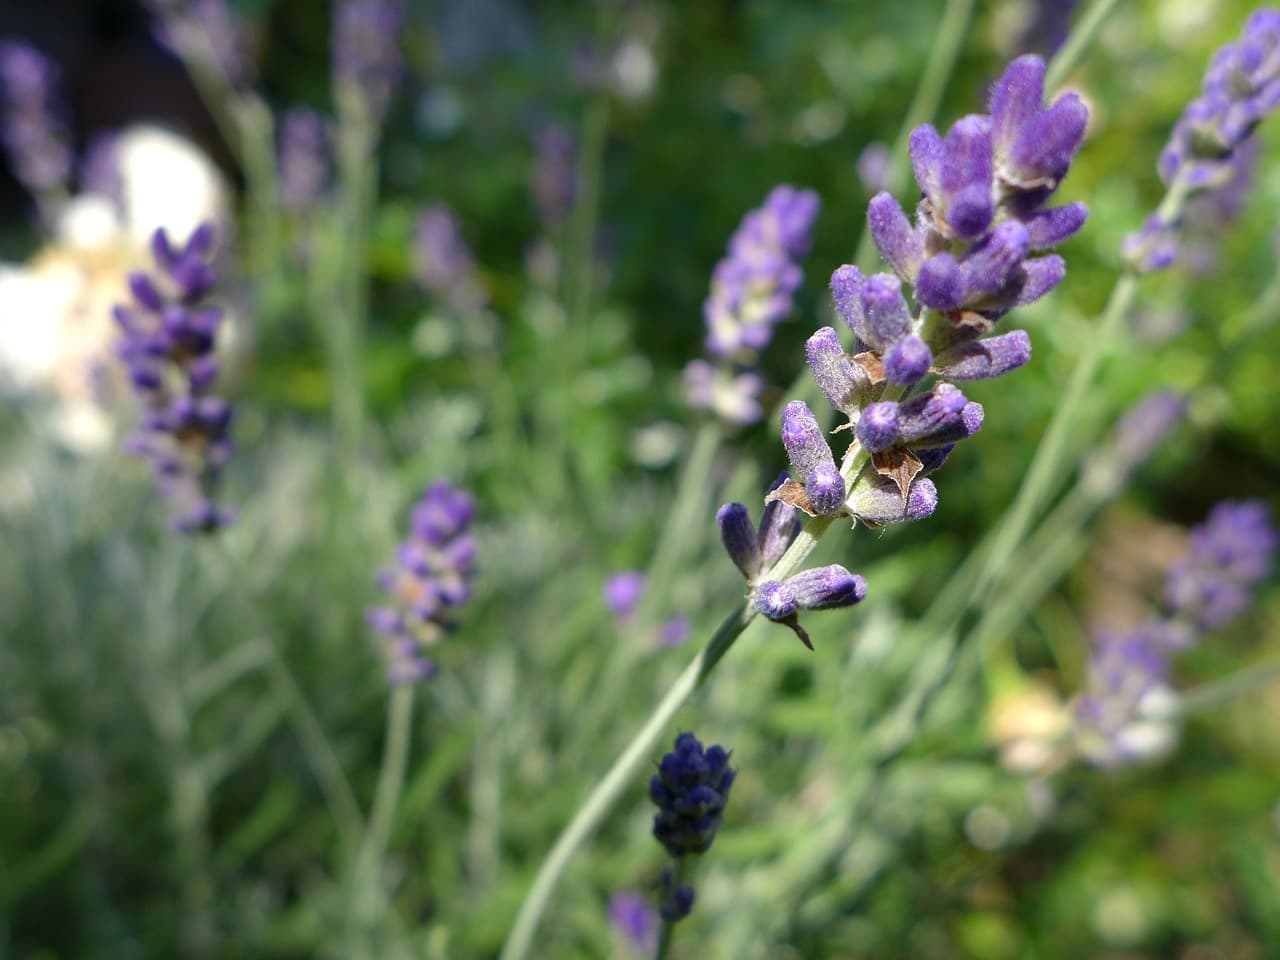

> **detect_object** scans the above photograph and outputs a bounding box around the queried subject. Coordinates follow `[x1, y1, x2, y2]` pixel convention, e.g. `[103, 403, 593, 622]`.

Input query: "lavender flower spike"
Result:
[716, 475, 802, 584]
[115, 224, 234, 533]
[1126, 10, 1280, 272]
[415, 204, 489, 316]
[0, 39, 73, 196]
[368, 480, 476, 684]
[1165, 500, 1277, 630]
[686, 185, 820, 425]
[143, 0, 255, 91]
[650, 732, 735, 858]
[332, 0, 404, 126]
[531, 122, 577, 231]
[278, 108, 330, 212]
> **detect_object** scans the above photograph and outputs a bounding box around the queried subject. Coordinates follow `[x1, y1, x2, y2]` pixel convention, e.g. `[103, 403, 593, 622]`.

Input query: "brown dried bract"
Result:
[764, 478, 820, 517]
[871, 447, 923, 499]
[852, 351, 886, 384]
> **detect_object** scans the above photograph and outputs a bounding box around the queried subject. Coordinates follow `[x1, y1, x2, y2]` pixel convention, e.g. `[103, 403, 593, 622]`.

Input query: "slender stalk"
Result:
[1173, 659, 1280, 718]
[348, 685, 415, 948]
[851, 0, 976, 268]
[1044, 0, 1124, 92]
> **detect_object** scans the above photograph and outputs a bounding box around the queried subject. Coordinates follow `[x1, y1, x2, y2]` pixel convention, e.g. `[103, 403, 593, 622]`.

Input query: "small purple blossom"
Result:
[604, 571, 647, 622]
[114, 223, 234, 533]
[685, 185, 820, 425]
[1081, 391, 1187, 492]
[332, 0, 404, 126]
[368, 480, 476, 684]
[414, 204, 489, 315]
[0, 39, 73, 195]
[753, 564, 867, 648]
[1165, 500, 1276, 630]
[608, 891, 658, 953]
[1074, 623, 1178, 768]
[278, 108, 330, 212]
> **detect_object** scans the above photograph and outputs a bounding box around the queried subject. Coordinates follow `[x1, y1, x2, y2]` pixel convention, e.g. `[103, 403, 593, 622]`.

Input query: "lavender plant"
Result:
[0, 39, 72, 206]
[115, 223, 235, 532]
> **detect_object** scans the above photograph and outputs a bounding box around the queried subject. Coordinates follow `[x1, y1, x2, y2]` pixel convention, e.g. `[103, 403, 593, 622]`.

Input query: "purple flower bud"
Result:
[754, 580, 797, 620]
[531, 122, 577, 231]
[805, 326, 869, 416]
[862, 273, 913, 347]
[128, 273, 166, 312]
[659, 869, 696, 924]
[1165, 500, 1277, 630]
[908, 124, 945, 204]
[604, 571, 647, 621]
[0, 40, 73, 195]
[916, 444, 954, 473]
[415, 204, 488, 315]
[758, 473, 802, 569]
[786, 564, 868, 610]
[717, 503, 762, 581]
[990, 56, 1088, 189]
[780, 400, 835, 482]
[805, 462, 845, 516]
[938, 114, 995, 239]
[856, 401, 900, 453]
[848, 474, 938, 524]
[883, 335, 933, 385]
[830, 264, 867, 341]
[932, 330, 1031, 380]
[867, 192, 923, 282]
[278, 108, 330, 212]
[1023, 202, 1089, 249]
[898, 384, 982, 448]
[609, 892, 659, 953]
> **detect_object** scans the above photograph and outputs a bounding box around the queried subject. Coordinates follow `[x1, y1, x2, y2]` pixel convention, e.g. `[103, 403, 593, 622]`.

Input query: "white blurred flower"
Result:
[0, 125, 228, 453]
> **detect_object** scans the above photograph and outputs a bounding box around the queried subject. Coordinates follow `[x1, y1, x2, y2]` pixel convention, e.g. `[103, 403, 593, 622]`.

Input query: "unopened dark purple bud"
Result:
[908, 124, 944, 200]
[863, 273, 912, 346]
[1008, 91, 1088, 187]
[883, 335, 932, 385]
[939, 115, 994, 238]
[754, 580, 797, 621]
[990, 55, 1045, 158]
[780, 400, 835, 480]
[830, 264, 867, 339]
[856, 401, 900, 453]
[806, 326, 868, 415]
[1024, 202, 1089, 249]
[933, 330, 1031, 380]
[717, 502, 762, 580]
[786, 564, 867, 610]
[758, 473, 802, 569]
[960, 220, 1030, 302]
[867, 192, 922, 282]
[805, 462, 845, 516]
[916, 253, 965, 312]
[128, 272, 165, 311]
[898, 383, 979, 448]
[916, 444, 954, 473]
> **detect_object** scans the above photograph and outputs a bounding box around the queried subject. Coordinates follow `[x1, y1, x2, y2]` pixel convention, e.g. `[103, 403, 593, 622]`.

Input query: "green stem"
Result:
[331, 124, 377, 452]
[1044, 0, 1124, 92]
[265, 649, 365, 858]
[1173, 659, 1280, 718]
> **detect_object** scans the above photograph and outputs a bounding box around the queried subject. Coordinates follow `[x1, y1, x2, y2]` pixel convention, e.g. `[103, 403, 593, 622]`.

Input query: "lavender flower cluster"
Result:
[648, 732, 735, 922]
[414, 204, 489, 316]
[716, 55, 1088, 643]
[0, 39, 72, 196]
[278, 108, 331, 213]
[685, 185, 820, 425]
[1124, 9, 1280, 272]
[1076, 500, 1277, 767]
[143, 0, 255, 91]
[115, 224, 235, 533]
[368, 480, 477, 684]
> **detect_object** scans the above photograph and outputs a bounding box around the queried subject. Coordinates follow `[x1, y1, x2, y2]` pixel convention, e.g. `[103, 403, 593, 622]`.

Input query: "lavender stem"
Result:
[1173, 659, 1280, 718]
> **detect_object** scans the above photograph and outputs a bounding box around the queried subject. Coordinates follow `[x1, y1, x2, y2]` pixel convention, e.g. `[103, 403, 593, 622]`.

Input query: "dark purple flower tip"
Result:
[806, 326, 868, 415]
[1007, 91, 1089, 188]
[908, 124, 945, 200]
[659, 870, 696, 923]
[780, 400, 835, 481]
[1011, 254, 1066, 306]
[863, 272, 912, 347]
[786, 564, 867, 610]
[128, 272, 165, 311]
[754, 580, 798, 620]
[830, 264, 867, 337]
[990, 55, 1046, 157]
[933, 330, 1031, 380]
[1024, 202, 1089, 249]
[883, 335, 933, 386]
[805, 462, 846, 516]
[651, 733, 734, 858]
[916, 252, 965, 311]
[939, 114, 995, 238]
[604, 571, 647, 620]
[717, 502, 762, 581]
[759, 472, 802, 569]
[867, 192, 923, 282]
[916, 444, 955, 473]
[898, 383, 975, 448]
[855, 401, 901, 453]
[185, 222, 217, 259]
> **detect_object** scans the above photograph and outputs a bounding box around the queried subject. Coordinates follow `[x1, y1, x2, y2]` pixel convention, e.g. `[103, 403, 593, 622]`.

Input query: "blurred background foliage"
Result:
[2, 1, 1280, 958]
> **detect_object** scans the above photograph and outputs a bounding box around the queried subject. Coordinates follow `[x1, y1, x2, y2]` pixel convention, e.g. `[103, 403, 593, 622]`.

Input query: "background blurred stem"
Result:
[1045, 0, 1124, 92]
[1174, 659, 1280, 717]
[349, 684, 414, 947]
